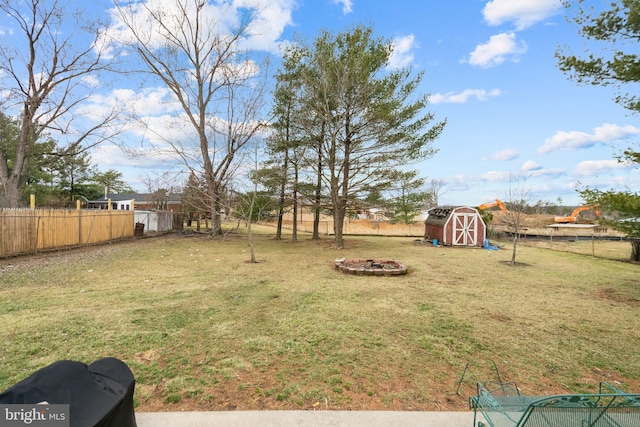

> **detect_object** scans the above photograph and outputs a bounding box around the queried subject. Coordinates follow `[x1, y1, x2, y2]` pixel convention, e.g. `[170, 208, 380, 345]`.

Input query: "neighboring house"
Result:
[86, 193, 182, 212]
[85, 193, 178, 234]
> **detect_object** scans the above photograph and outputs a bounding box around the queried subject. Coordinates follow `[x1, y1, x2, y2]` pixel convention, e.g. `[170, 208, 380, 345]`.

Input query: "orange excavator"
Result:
[477, 199, 508, 213]
[554, 204, 600, 224]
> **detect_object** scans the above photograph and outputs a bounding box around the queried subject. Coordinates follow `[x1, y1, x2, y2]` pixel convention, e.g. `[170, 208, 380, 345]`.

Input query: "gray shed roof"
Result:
[424, 206, 455, 226]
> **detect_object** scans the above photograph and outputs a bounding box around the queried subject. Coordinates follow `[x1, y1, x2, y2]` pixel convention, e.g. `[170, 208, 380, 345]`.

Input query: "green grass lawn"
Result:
[1, 227, 639, 411]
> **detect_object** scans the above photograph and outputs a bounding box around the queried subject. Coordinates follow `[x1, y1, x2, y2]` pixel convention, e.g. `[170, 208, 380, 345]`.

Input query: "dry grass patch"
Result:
[1, 228, 639, 411]
[520, 238, 633, 261]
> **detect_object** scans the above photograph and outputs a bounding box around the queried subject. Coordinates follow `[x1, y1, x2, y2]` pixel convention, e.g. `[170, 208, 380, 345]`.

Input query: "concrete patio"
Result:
[135, 410, 479, 426]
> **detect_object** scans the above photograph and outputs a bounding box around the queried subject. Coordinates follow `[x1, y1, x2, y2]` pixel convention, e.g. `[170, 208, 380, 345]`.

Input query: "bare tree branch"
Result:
[0, 0, 123, 207]
[112, 0, 269, 234]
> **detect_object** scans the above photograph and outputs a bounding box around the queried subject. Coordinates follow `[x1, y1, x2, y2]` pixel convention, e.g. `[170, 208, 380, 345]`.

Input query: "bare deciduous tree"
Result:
[426, 178, 446, 209]
[0, 0, 122, 207]
[112, 0, 268, 235]
[504, 184, 531, 265]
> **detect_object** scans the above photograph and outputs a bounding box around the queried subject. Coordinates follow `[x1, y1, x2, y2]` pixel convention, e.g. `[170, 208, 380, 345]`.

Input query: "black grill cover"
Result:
[0, 357, 137, 427]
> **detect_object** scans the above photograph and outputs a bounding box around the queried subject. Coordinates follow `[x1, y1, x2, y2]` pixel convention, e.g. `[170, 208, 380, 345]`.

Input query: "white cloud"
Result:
[81, 87, 183, 121]
[388, 34, 416, 69]
[483, 0, 561, 30]
[478, 167, 564, 184]
[481, 170, 514, 182]
[468, 32, 527, 68]
[521, 160, 541, 171]
[430, 88, 501, 104]
[486, 148, 518, 161]
[91, 143, 186, 191]
[573, 159, 631, 177]
[136, 114, 200, 146]
[437, 166, 574, 206]
[437, 174, 470, 194]
[524, 167, 565, 179]
[82, 75, 101, 88]
[238, 0, 296, 52]
[92, 144, 143, 168]
[332, 0, 353, 14]
[538, 123, 640, 154]
[102, 0, 296, 57]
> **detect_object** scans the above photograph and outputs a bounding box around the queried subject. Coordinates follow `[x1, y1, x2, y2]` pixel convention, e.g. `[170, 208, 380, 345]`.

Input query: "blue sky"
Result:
[323, 0, 639, 207]
[293, 0, 638, 207]
[5, 0, 638, 206]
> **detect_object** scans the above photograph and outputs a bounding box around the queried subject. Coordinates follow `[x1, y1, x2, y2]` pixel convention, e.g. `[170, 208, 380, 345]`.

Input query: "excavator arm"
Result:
[554, 204, 600, 223]
[478, 199, 508, 213]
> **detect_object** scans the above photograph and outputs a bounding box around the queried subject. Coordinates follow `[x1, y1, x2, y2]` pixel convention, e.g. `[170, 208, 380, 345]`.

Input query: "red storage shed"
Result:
[424, 206, 486, 247]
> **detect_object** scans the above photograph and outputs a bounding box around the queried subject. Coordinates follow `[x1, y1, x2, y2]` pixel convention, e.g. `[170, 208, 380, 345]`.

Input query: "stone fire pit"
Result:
[334, 258, 408, 276]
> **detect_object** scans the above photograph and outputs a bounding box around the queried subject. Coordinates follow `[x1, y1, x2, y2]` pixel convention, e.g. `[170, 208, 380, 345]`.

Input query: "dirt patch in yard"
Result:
[135, 363, 471, 412]
[133, 363, 640, 412]
[595, 287, 640, 307]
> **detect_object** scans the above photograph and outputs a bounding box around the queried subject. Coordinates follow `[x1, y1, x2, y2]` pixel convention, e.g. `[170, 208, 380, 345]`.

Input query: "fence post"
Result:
[132, 199, 136, 236]
[30, 194, 35, 209]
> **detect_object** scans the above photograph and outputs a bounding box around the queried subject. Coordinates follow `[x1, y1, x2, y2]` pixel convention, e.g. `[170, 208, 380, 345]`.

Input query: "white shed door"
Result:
[452, 213, 478, 246]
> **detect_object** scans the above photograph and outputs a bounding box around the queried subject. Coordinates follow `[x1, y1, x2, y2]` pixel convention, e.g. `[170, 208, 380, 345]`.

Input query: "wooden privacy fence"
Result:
[0, 208, 134, 258]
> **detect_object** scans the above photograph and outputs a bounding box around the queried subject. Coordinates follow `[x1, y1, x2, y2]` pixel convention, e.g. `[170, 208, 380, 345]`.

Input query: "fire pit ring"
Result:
[334, 258, 408, 276]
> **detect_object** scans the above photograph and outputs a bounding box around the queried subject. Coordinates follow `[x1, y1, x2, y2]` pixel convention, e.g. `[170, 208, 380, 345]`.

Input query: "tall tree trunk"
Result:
[247, 215, 256, 262]
[2, 117, 31, 208]
[334, 202, 346, 248]
[313, 179, 321, 240]
[631, 239, 640, 262]
[275, 200, 284, 240]
[292, 163, 298, 242]
[291, 195, 297, 242]
[333, 130, 351, 249]
[209, 181, 223, 235]
[247, 186, 257, 263]
[312, 138, 323, 240]
[275, 149, 288, 240]
[2, 177, 23, 208]
[210, 202, 222, 235]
